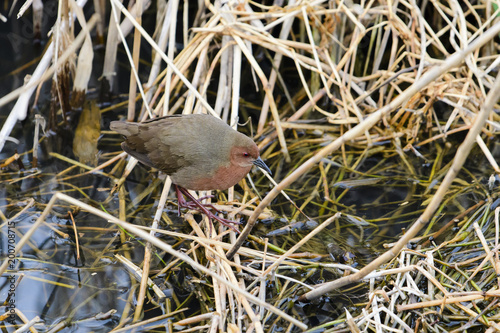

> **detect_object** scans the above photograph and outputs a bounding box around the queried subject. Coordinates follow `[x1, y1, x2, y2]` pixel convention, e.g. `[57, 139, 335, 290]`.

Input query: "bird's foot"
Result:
[175, 185, 241, 233]
[178, 197, 222, 215]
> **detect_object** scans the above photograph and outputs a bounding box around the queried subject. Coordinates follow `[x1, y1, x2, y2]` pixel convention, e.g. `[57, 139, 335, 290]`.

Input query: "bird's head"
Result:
[230, 138, 272, 175]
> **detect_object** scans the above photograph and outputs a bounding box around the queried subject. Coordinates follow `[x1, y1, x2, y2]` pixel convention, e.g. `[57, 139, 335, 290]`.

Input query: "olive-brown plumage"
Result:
[110, 114, 270, 191]
[111, 114, 270, 231]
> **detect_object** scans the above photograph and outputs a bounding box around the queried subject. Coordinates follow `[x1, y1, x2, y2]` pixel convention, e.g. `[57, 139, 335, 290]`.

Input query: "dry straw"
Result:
[1, 0, 500, 331]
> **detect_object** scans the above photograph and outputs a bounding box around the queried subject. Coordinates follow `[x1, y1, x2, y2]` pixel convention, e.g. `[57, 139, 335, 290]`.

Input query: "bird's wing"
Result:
[120, 117, 190, 174]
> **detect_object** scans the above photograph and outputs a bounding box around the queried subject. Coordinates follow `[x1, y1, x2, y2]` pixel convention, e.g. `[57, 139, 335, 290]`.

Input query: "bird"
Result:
[110, 113, 271, 230]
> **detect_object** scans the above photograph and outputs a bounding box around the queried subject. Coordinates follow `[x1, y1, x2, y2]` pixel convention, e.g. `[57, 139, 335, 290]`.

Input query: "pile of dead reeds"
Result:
[1, 0, 500, 331]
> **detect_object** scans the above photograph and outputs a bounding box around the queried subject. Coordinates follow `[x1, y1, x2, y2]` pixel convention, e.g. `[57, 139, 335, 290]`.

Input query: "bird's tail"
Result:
[110, 121, 139, 137]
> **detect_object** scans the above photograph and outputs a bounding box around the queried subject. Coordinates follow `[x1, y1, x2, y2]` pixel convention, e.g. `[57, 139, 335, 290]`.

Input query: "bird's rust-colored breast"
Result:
[175, 162, 252, 191]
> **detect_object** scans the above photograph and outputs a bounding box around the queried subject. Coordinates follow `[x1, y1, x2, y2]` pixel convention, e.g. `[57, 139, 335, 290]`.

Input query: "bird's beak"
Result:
[253, 157, 272, 175]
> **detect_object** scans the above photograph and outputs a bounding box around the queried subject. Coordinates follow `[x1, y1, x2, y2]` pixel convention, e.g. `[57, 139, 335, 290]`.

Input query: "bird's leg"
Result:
[175, 185, 186, 217]
[175, 186, 221, 214]
[174, 185, 241, 232]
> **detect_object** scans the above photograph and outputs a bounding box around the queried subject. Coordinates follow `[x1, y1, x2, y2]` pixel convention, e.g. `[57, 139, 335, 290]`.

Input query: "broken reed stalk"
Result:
[162, 0, 179, 117]
[32, 114, 45, 168]
[70, 1, 94, 108]
[134, 177, 171, 321]
[102, 1, 120, 91]
[127, 0, 142, 122]
[227, 18, 500, 259]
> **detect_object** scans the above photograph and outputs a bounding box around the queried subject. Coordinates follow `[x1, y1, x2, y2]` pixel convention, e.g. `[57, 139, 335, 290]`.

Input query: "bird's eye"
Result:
[243, 152, 250, 157]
